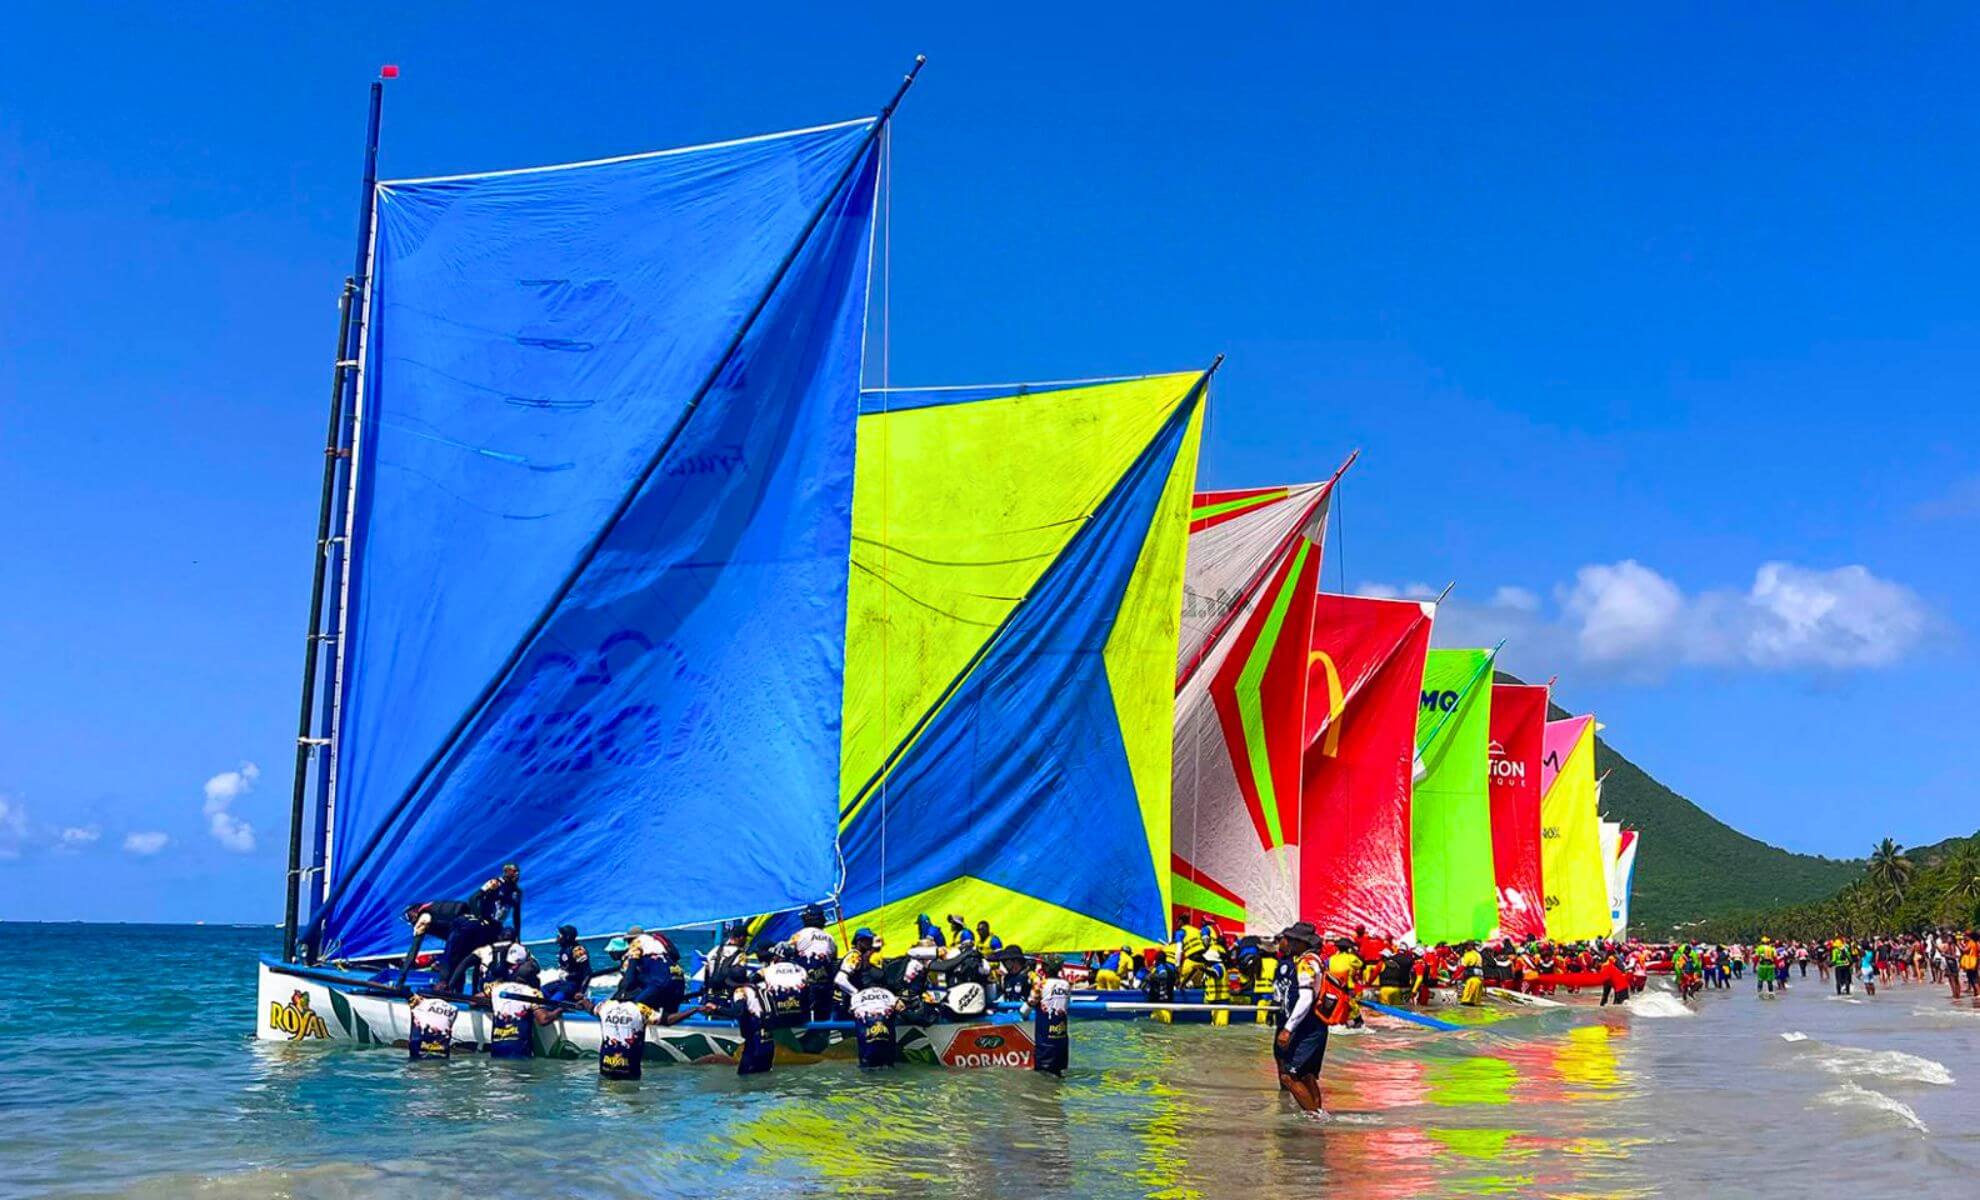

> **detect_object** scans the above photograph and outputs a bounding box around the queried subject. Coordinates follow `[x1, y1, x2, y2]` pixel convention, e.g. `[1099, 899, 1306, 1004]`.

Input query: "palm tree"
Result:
[1867, 837, 1914, 906]
[1940, 844, 1980, 926]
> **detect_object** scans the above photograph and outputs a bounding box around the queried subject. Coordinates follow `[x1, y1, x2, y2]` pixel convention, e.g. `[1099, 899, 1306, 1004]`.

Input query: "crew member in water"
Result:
[1030, 954, 1071, 1076]
[1144, 948, 1180, 1024]
[788, 906, 840, 1022]
[1275, 921, 1340, 1118]
[836, 927, 884, 1014]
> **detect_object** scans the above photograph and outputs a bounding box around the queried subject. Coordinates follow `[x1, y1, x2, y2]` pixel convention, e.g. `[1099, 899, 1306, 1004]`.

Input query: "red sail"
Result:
[1299, 593, 1433, 941]
[1488, 684, 1549, 940]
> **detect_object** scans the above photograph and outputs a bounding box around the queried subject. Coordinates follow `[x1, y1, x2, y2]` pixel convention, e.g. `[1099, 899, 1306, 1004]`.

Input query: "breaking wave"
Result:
[1816, 1081, 1929, 1134]
[1624, 992, 1693, 1019]
[1791, 1040, 1953, 1087]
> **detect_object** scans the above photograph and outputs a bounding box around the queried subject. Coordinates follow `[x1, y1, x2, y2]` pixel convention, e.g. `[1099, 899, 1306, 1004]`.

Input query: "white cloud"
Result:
[202, 762, 259, 853]
[1560, 560, 1686, 669]
[56, 825, 101, 851]
[1915, 475, 1980, 521]
[1490, 586, 1541, 613]
[209, 810, 255, 853]
[203, 762, 261, 808]
[1357, 581, 1439, 600]
[123, 831, 170, 856]
[0, 795, 26, 860]
[1736, 562, 1931, 669]
[1410, 559, 1937, 683]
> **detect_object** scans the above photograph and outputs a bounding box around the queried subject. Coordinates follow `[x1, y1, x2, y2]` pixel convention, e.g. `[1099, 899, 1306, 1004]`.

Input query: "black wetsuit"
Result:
[544, 943, 592, 1004]
[473, 878, 523, 943]
[395, 899, 491, 989]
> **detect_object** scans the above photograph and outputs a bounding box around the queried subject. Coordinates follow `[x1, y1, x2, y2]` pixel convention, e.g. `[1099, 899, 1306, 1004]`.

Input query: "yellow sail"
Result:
[1540, 716, 1609, 942]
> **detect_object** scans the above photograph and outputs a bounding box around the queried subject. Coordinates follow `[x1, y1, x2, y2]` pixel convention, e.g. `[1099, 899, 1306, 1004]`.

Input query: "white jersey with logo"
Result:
[597, 1000, 645, 1042]
[411, 997, 458, 1038]
[490, 983, 540, 1019]
[762, 961, 810, 998]
[850, 987, 899, 1020]
[1036, 977, 1071, 1017]
[790, 927, 838, 964]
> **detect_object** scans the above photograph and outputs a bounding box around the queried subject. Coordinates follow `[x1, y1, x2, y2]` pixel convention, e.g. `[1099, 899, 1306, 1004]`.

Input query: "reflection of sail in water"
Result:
[1426, 1054, 1516, 1107]
[1428, 1126, 1522, 1165]
[1554, 1022, 1624, 1093]
[1125, 1077, 1195, 1198]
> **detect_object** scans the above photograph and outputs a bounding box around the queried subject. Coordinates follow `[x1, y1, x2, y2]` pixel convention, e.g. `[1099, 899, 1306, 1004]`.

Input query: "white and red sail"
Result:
[1170, 482, 1335, 937]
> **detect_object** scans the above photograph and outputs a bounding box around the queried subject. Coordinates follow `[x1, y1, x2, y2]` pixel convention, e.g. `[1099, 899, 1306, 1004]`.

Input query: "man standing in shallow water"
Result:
[1274, 922, 1332, 1118]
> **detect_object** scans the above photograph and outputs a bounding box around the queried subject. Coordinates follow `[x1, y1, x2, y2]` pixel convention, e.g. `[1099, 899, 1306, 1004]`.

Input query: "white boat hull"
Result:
[257, 960, 1036, 1068]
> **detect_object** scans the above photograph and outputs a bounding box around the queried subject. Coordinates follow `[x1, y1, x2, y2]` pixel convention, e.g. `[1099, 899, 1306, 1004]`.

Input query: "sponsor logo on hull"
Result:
[269, 990, 330, 1040]
[937, 1025, 1035, 1069]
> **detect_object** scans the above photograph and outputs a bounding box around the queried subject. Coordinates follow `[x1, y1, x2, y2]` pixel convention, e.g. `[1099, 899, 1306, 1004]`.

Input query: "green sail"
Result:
[1411, 648, 1499, 943]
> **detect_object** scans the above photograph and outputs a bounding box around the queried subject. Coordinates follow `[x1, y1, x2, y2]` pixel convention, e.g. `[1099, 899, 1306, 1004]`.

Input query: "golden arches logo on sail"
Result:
[1309, 649, 1346, 758]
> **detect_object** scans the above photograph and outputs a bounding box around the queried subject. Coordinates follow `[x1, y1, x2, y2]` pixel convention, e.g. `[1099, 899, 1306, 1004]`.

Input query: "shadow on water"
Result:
[5, 927, 1979, 1197]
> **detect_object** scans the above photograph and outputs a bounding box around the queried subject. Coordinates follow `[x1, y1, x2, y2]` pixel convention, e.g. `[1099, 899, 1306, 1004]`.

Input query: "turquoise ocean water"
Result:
[2, 923, 1976, 1197]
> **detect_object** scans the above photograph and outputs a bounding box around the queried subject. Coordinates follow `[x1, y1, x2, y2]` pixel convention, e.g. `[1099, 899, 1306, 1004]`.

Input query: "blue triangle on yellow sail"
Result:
[827, 373, 1206, 951]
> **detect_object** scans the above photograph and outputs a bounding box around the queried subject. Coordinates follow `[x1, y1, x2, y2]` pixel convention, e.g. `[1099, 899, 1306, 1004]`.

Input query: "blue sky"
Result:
[3, 5, 1976, 921]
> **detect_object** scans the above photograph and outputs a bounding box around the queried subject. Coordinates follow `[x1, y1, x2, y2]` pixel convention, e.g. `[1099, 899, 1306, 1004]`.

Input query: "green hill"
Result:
[1687, 831, 1980, 942]
[1496, 674, 1861, 933]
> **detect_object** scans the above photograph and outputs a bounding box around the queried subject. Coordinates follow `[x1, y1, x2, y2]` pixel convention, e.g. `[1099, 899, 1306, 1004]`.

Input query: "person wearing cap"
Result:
[836, 927, 884, 1014]
[1754, 935, 1779, 997]
[541, 925, 591, 1005]
[1144, 948, 1180, 1023]
[1030, 954, 1071, 1076]
[613, 931, 687, 1016]
[699, 922, 752, 1000]
[787, 905, 840, 1021]
[993, 945, 1034, 1002]
[484, 941, 542, 992]
[603, 926, 646, 984]
[1274, 921, 1333, 1116]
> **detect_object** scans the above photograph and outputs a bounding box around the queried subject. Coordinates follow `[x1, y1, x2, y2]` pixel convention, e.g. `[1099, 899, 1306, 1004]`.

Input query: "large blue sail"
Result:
[317, 121, 880, 958]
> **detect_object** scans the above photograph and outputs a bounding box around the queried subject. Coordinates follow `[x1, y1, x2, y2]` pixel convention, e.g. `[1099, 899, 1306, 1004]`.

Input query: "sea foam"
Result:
[1794, 1041, 1953, 1087]
[1624, 992, 1693, 1019]
[1816, 1081, 1930, 1134]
